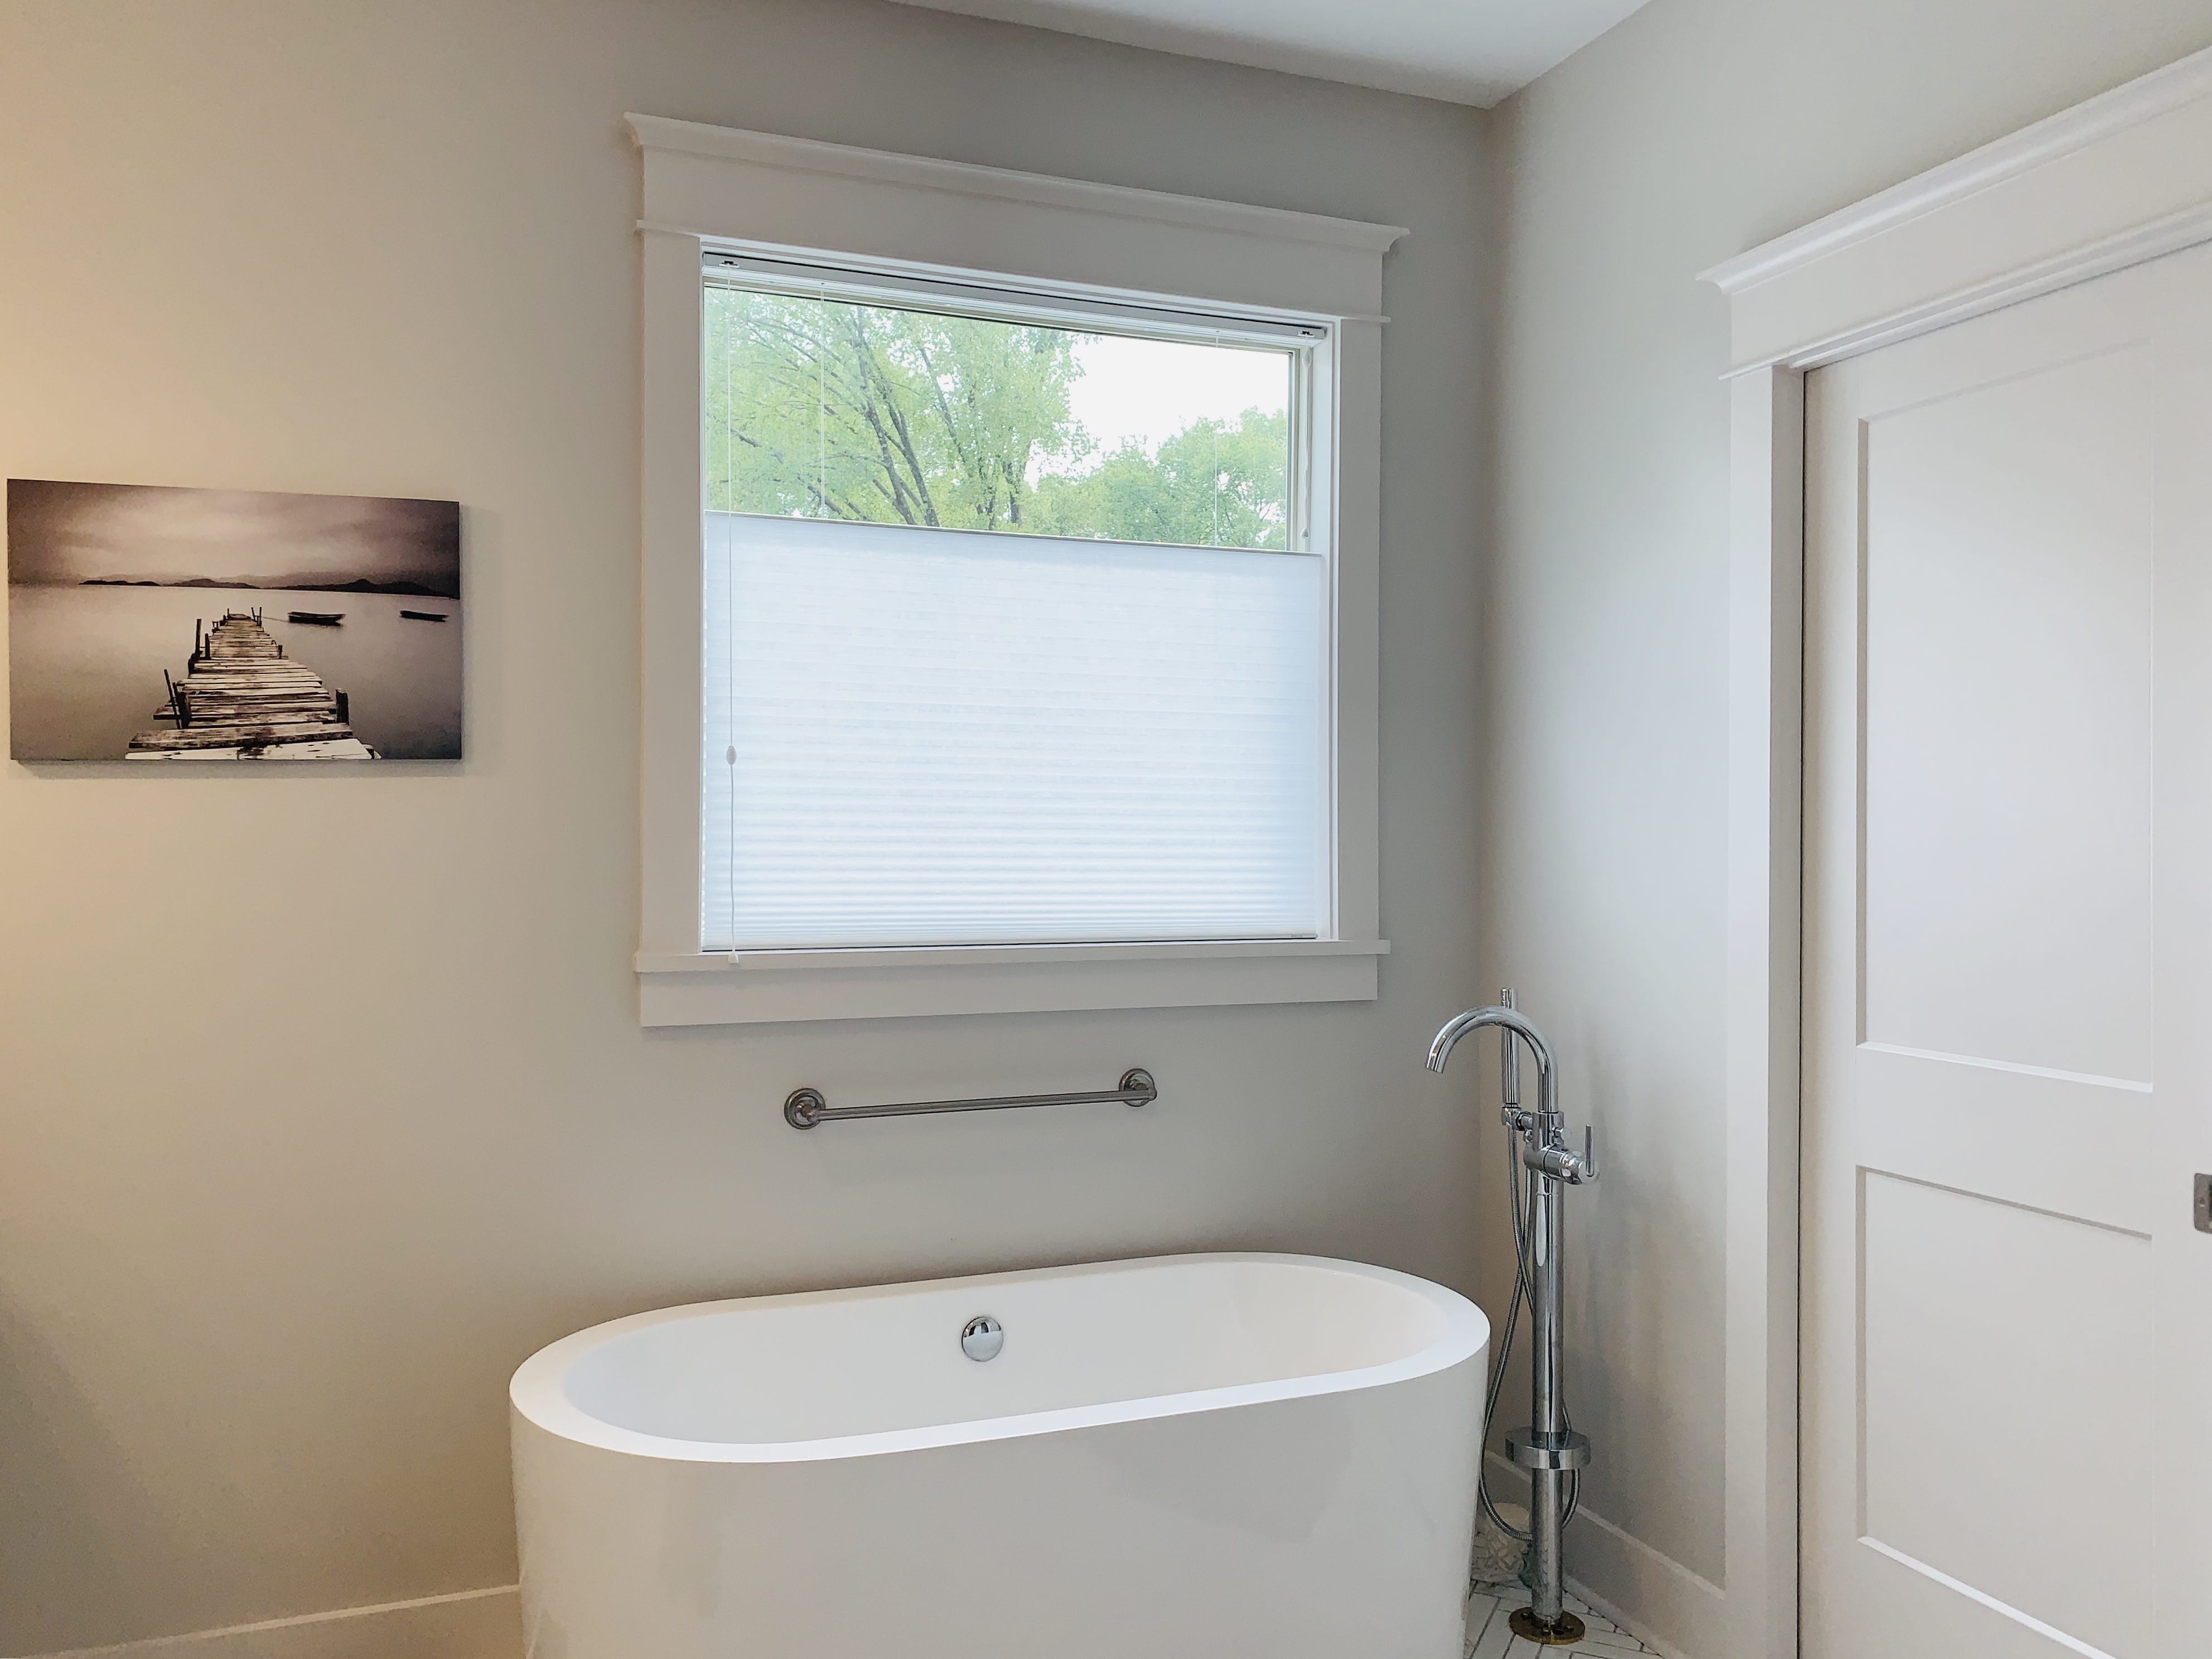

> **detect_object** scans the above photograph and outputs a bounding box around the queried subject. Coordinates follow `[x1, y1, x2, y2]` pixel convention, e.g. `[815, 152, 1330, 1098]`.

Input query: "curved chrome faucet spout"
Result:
[1427, 1004, 1558, 1121]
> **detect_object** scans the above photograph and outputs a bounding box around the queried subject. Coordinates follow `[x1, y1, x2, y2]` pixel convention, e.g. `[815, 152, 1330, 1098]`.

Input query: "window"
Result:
[699, 269, 1328, 953]
[629, 114, 1398, 1024]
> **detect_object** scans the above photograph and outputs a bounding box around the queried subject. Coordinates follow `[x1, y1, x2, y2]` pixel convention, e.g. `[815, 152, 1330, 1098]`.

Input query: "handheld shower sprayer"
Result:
[1428, 990, 1598, 1647]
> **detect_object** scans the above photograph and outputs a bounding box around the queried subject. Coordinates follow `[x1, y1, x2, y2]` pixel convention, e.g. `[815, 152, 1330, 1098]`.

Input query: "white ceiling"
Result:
[886, 0, 1654, 108]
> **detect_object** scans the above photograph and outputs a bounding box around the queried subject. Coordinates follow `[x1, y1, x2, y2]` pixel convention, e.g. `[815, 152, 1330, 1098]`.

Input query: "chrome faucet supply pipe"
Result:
[1428, 996, 1596, 1645]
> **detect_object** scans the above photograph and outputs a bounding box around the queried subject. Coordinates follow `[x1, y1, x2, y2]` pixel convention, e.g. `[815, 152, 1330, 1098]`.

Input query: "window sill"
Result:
[635, 939, 1389, 1027]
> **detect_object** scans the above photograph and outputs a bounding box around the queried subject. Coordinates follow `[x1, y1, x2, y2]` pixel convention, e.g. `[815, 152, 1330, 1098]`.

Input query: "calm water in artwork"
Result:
[9, 583, 463, 760]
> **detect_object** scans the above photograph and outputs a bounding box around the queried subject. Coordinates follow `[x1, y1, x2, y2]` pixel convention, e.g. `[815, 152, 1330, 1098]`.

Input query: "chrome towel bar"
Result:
[784, 1069, 1156, 1130]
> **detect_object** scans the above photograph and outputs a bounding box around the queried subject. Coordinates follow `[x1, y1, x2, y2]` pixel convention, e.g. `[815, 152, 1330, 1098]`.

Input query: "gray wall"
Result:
[0, 2, 1491, 1649]
[1484, 0, 2212, 1620]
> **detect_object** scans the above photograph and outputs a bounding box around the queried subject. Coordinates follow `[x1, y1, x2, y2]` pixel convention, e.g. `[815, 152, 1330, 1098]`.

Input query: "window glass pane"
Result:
[705, 285, 1292, 549]
[699, 281, 1325, 954]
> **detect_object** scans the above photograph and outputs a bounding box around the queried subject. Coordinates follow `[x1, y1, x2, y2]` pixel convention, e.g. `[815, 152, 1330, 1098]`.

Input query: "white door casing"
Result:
[1704, 43, 2212, 1659]
[1803, 247, 2210, 1659]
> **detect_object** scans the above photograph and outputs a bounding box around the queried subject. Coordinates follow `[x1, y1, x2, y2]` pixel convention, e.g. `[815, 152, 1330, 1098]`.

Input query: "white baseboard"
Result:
[17, 1587, 521, 1659]
[1487, 1451, 1726, 1659]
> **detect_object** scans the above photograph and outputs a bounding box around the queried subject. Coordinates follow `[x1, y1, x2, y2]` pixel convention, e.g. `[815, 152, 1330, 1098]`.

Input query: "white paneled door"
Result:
[1803, 242, 2212, 1659]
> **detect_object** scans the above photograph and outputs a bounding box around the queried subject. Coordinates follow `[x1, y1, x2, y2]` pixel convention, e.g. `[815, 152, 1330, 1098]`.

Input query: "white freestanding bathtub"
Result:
[510, 1252, 1487, 1659]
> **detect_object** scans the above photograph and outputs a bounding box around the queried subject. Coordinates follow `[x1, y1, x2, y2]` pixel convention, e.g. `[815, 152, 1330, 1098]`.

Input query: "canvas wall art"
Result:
[7, 480, 461, 761]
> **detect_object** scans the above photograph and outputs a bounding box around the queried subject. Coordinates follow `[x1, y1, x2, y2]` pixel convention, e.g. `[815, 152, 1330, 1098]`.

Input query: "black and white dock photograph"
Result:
[7, 479, 462, 760]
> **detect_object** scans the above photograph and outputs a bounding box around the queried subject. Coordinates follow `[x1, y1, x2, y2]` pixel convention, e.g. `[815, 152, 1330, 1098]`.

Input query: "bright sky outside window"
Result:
[701, 279, 1326, 954]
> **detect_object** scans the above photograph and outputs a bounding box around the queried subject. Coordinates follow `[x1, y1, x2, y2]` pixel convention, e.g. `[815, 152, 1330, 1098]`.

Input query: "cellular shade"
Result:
[702, 513, 1326, 951]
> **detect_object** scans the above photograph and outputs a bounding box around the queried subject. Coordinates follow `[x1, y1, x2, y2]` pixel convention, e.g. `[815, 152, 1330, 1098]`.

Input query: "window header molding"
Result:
[702, 250, 1331, 345]
[625, 113, 1407, 322]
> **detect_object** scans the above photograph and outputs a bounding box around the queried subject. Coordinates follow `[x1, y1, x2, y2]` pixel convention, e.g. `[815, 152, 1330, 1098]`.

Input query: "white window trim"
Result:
[627, 115, 1405, 1026]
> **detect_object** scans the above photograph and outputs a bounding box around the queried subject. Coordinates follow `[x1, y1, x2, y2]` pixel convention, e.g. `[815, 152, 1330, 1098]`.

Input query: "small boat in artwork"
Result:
[288, 610, 345, 625]
[399, 609, 449, 621]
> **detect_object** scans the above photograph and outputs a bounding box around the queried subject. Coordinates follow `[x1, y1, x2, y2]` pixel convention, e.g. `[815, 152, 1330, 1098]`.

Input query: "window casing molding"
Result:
[628, 114, 1404, 1026]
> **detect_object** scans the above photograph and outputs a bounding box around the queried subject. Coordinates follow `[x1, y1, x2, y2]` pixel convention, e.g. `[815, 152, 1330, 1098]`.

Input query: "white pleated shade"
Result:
[702, 512, 1326, 951]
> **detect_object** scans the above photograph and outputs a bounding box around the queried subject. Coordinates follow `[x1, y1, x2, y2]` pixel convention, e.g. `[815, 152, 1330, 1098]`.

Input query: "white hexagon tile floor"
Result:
[1464, 1579, 1659, 1658]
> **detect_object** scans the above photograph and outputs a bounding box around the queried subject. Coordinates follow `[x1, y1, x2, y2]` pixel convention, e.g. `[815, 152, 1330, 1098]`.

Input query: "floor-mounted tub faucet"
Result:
[1428, 991, 1597, 1646]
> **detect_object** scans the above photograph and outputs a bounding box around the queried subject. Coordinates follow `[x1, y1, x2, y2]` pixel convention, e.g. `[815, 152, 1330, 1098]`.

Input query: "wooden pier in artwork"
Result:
[127, 610, 379, 760]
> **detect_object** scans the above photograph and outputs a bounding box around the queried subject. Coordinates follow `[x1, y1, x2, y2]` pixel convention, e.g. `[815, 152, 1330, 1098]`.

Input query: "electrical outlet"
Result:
[2197, 1174, 2212, 1234]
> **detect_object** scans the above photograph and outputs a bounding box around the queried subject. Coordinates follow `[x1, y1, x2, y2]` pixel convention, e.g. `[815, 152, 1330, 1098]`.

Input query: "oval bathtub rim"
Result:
[509, 1251, 1489, 1467]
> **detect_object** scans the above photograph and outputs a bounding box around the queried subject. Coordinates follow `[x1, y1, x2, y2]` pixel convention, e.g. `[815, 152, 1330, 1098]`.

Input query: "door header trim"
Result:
[1703, 45, 2212, 373]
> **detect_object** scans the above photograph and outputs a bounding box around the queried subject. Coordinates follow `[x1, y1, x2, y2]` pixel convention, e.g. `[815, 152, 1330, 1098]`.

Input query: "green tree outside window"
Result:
[706, 287, 1291, 552]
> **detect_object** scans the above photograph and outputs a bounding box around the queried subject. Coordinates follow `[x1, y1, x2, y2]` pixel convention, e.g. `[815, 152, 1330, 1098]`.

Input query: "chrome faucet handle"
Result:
[1527, 1122, 1598, 1184]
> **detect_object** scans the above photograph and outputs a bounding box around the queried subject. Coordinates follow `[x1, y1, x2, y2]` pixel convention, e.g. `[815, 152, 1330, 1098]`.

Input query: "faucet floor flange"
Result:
[1509, 1607, 1588, 1646]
